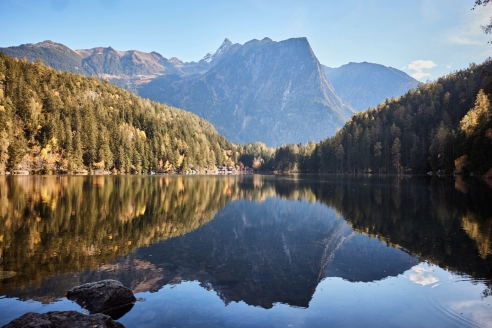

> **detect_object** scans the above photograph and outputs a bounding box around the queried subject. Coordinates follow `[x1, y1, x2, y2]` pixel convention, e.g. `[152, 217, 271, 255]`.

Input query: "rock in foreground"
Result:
[2, 310, 125, 328]
[66, 280, 136, 319]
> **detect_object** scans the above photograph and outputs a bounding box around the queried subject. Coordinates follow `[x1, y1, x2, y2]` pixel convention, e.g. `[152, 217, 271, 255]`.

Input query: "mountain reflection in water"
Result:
[0, 175, 491, 326]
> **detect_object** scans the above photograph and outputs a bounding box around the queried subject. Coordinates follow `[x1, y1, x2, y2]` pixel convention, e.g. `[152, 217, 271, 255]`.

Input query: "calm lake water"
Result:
[0, 175, 491, 327]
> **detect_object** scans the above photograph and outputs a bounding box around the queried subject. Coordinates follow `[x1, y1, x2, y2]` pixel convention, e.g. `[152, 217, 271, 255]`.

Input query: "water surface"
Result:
[0, 175, 491, 327]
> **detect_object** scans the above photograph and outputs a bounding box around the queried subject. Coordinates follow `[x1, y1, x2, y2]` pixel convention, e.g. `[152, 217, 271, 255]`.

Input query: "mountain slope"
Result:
[0, 40, 85, 75]
[323, 62, 419, 111]
[0, 53, 237, 174]
[139, 37, 354, 147]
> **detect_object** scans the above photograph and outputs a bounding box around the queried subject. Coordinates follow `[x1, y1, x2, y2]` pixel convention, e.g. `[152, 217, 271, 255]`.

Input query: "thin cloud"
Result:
[408, 60, 437, 70]
[412, 72, 432, 79]
[447, 4, 492, 45]
[405, 60, 437, 80]
[449, 36, 482, 45]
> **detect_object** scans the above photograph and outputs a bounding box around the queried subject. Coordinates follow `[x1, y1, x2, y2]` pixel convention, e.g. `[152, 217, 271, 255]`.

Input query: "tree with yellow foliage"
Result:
[460, 90, 490, 137]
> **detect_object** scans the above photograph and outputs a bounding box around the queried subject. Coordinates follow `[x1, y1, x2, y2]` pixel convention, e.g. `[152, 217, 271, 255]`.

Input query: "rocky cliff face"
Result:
[139, 37, 354, 146]
[323, 62, 419, 111]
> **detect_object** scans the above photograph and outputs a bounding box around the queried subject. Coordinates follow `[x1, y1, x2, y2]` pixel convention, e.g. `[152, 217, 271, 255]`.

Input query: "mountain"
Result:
[138, 37, 354, 146]
[0, 40, 85, 75]
[323, 62, 419, 111]
[72, 39, 233, 82]
[0, 41, 178, 91]
[0, 40, 235, 92]
[74, 46, 182, 90]
[2, 39, 421, 147]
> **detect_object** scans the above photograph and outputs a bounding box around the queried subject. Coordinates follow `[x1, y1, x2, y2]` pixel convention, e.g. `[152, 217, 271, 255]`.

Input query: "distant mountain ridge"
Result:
[323, 62, 419, 111]
[0, 40, 235, 89]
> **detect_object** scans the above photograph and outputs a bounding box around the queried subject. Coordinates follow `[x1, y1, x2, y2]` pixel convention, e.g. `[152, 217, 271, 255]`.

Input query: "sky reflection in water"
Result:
[0, 175, 491, 327]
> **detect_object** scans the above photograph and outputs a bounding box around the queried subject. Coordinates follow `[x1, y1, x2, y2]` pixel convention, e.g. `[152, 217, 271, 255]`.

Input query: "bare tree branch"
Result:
[474, 1, 492, 43]
[474, 0, 491, 7]
[483, 17, 492, 34]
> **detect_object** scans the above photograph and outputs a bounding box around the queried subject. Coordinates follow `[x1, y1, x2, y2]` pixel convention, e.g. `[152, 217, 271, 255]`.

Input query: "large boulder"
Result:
[2, 310, 125, 328]
[66, 280, 136, 319]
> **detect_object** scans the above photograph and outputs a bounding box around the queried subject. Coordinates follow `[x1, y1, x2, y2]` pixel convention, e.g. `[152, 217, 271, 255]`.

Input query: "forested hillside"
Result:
[0, 53, 260, 174]
[267, 59, 492, 175]
[3, 50, 490, 176]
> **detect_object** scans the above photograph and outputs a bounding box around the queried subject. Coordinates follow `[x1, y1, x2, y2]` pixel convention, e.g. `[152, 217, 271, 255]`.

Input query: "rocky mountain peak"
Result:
[215, 39, 232, 55]
[151, 51, 164, 58]
[168, 57, 184, 67]
[31, 40, 72, 52]
[196, 38, 234, 67]
[201, 52, 215, 63]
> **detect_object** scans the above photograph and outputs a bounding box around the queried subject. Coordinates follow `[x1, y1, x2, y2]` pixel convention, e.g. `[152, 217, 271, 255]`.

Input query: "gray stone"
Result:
[2, 310, 125, 328]
[66, 280, 136, 319]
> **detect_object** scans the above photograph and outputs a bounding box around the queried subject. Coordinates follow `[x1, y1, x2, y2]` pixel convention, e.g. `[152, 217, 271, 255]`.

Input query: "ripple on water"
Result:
[427, 277, 492, 328]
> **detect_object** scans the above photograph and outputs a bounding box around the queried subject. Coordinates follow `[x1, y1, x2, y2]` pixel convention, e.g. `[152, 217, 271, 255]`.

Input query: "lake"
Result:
[0, 175, 491, 327]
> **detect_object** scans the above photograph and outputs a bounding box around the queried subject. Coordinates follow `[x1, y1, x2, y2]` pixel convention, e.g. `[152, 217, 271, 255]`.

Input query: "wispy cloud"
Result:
[411, 72, 432, 80]
[404, 60, 437, 80]
[447, 4, 492, 45]
[449, 36, 482, 45]
[408, 60, 437, 71]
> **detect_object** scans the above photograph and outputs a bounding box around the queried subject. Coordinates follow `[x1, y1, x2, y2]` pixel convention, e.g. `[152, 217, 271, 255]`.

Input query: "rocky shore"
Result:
[2, 280, 135, 328]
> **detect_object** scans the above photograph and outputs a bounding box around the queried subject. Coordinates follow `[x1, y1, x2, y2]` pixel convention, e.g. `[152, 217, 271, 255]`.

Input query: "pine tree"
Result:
[391, 137, 402, 173]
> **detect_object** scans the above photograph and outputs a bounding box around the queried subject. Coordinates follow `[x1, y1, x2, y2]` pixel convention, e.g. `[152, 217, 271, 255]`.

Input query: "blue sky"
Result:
[1, 0, 491, 81]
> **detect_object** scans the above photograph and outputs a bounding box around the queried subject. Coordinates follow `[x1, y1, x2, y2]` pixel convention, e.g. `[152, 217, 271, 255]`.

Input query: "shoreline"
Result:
[0, 171, 488, 179]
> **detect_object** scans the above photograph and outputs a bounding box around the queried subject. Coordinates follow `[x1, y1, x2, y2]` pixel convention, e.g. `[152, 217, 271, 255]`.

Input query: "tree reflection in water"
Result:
[0, 174, 491, 308]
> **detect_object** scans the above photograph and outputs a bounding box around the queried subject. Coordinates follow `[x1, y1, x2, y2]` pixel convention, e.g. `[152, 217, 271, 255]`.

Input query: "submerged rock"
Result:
[2, 310, 125, 328]
[66, 280, 136, 319]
